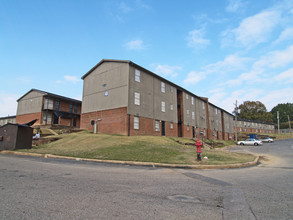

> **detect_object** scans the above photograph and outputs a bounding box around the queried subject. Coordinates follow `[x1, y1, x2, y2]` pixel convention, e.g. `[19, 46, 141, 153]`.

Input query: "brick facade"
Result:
[16, 112, 42, 125]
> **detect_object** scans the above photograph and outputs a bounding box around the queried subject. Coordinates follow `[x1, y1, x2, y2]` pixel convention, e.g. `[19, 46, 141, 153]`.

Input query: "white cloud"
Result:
[226, 0, 245, 13]
[186, 28, 210, 48]
[275, 67, 293, 83]
[260, 88, 293, 111]
[183, 71, 206, 84]
[183, 54, 250, 85]
[64, 75, 80, 84]
[154, 64, 181, 77]
[56, 80, 62, 84]
[222, 10, 280, 47]
[124, 39, 146, 50]
[0, 92, 19, 116]
[274, 27, 293, 44]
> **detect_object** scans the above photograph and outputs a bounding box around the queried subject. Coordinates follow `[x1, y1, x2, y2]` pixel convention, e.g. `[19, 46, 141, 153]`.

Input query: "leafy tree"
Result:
[237, 101, 273, 123]
[270, 103, 293, 126]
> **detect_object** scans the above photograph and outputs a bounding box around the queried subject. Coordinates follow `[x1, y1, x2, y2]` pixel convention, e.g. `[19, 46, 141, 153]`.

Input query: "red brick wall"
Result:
[130, 116, 178, 137]
[81, 107, 128, 135]
[59, 118, 72, 126]
[182, 124, 193, 139]
[16, 112, 42, 125]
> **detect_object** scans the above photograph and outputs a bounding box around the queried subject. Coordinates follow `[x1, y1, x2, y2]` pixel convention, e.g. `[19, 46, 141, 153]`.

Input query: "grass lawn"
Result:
[18, 131, 255, 165]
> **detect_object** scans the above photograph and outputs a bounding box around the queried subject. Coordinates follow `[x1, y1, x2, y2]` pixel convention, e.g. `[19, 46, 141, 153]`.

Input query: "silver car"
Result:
[237, 138, 263, 146]
[260, 137, 274, 143]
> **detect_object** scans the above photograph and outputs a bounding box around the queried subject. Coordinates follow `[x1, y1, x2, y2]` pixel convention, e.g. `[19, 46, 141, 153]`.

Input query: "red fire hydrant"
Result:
[195, 139, 202, 161]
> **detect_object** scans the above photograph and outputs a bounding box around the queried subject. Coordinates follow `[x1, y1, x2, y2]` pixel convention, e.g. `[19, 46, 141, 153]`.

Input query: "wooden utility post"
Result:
[234, 100, 238, 142]
[288, 115, 291, 133]
[277, 111, 280, 134]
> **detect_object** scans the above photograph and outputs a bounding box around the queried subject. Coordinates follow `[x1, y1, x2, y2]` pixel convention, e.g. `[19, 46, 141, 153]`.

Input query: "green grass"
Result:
[18, 131, 255, 165]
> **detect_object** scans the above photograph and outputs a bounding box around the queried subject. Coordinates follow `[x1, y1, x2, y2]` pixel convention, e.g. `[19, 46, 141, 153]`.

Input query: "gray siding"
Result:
[82, 62, 129, 113]
[182, 92, 196, 127]
[209, 104, 222, 131]
[128, 66, 177, 123]
[223, 112, 234, 133]
[195, 98, 207, 129]
[17, 91, 43, 115]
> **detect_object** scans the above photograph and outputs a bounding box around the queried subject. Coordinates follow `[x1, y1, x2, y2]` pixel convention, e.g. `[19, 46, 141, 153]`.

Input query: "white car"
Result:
[237, 138, 263, 146]
[260, 137, 274, 143]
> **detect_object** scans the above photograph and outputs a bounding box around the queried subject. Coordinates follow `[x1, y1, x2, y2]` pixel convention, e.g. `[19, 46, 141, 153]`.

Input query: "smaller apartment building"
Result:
[235, 119, 275, 134]
[81, 59, 234, 140]
[16, 89, 81, 127]
[0, 116, 16, 126]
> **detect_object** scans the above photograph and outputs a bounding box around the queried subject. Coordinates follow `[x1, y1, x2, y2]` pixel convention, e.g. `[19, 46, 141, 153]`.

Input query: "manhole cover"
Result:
[167, 195, 200, 203]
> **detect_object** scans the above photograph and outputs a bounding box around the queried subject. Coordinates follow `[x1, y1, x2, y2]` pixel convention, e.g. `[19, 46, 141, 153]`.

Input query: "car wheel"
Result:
[269, 140, 272, 143]
[240, 143, 244, 146]
[254, 143, 258, 146]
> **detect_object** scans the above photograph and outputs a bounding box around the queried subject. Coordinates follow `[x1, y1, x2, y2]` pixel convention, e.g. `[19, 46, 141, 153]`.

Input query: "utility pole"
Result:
[277, 111, 280, 134]
[234, 100, 238, 142]
[288, 115, 291, 133]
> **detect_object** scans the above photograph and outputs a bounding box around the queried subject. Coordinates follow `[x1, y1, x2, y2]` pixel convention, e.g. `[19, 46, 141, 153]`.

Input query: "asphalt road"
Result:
[0, 139, 292, 220]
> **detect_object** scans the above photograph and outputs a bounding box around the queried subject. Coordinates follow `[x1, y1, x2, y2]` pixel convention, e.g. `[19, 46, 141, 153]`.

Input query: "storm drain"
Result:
[167, 195, 200, 203]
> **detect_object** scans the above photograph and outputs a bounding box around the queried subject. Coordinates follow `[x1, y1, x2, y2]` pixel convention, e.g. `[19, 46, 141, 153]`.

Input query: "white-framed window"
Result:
[187, 109, 189, 115]
[192, 112, 195, 120]
[43, 112, 52, 124]
[161, 82, 165, 93]
[215, 108, 218, 114]
[135, 69, 140, 82]
[134, 92, 140, 105]
[170, 122, 173, 129]
[44, 98, 53, 109]
[202, 102, 205, 110]
[170, 86, 173, 93]
[161, 101, 166, 112]
[134, 116, 139, 129]
[155, 120, 160, 131]
[187, 125, 189, 131]
[186, 94, 188, 99]
[191, 97, 194, 105]
[170, 104, 174, 110]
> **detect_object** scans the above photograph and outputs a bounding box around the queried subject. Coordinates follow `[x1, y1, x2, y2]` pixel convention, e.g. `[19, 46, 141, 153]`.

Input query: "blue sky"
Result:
[1, 0, 293, 116]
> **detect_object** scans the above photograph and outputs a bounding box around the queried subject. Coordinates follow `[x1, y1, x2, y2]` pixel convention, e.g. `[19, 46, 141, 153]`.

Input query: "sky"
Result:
[1, 0, 293, 117]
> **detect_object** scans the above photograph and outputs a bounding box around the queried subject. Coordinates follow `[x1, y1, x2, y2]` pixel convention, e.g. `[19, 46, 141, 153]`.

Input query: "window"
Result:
[161, 82, 165, 93]
[215, 108, 218, 114]
[191, 97, 194, 105]
[135, 69, 140, 82]
[187, 109, 189, 115]
[192, 112, 195, 120]
[186, 94, 188, 99]
[134, 116, 139, 129]
[155, 120, 160, 131]
[44, 98, 53, 109]
[170, 122, 173, 129]
[55, 101, 60, 111]
[161, 101, 166, 112]
[69, 103, 73, 113]
[202, 102, 205, 110]
[134, 92, 140, 105]
[74, 104, 78, 113]
[187, 125, 189, 131]
[170, 86, 173, 93]
[43, 113, 52, 124]
[170, 104, 174, 110]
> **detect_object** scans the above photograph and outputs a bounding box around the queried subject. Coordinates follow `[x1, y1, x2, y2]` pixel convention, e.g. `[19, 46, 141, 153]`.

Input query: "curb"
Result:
[0, 150, 259, 170]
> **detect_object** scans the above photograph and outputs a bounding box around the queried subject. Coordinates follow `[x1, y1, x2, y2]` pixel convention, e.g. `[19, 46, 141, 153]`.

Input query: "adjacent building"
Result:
[0, 116, 16, 126]
[16, 89, 81, 127]
[235, 119, 275, 134]
[80, 59, 234, 140]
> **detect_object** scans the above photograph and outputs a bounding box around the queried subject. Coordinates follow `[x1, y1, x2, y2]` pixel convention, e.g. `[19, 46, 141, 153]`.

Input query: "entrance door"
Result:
[192, 126, 195, 138]
[161, 121, 165, 136]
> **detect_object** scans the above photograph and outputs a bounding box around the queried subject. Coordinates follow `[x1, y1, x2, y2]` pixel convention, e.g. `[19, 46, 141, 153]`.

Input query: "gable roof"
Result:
[81, 59, 234, 117]
[17, 89, 82, 103]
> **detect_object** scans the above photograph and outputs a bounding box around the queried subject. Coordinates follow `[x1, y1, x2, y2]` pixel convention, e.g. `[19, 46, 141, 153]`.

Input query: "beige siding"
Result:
[17, 91, 43, 115]
[128, 66, 177, 123]
[82, 62, 129, 113]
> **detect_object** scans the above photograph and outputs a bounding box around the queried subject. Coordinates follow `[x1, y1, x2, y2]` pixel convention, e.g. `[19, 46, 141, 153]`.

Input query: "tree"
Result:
[270, 103, 293, 126]
[237, 101, 273, 123]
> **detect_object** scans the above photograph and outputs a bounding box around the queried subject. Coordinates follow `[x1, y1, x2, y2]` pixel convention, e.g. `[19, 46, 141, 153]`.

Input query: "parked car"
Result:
[260, 137, 274, 143]
[237, 138, 263, 146]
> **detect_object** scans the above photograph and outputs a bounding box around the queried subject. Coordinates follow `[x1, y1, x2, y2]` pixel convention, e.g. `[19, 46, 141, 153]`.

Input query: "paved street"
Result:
[1, 139, 292, 220]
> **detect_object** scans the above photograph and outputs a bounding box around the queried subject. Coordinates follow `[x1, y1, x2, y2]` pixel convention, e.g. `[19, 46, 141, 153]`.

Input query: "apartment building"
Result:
[235, 119, 275, 134]
[0, 115, 16, 126]
[16, 89, 81, 127]
[81, 59, 234, 140]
